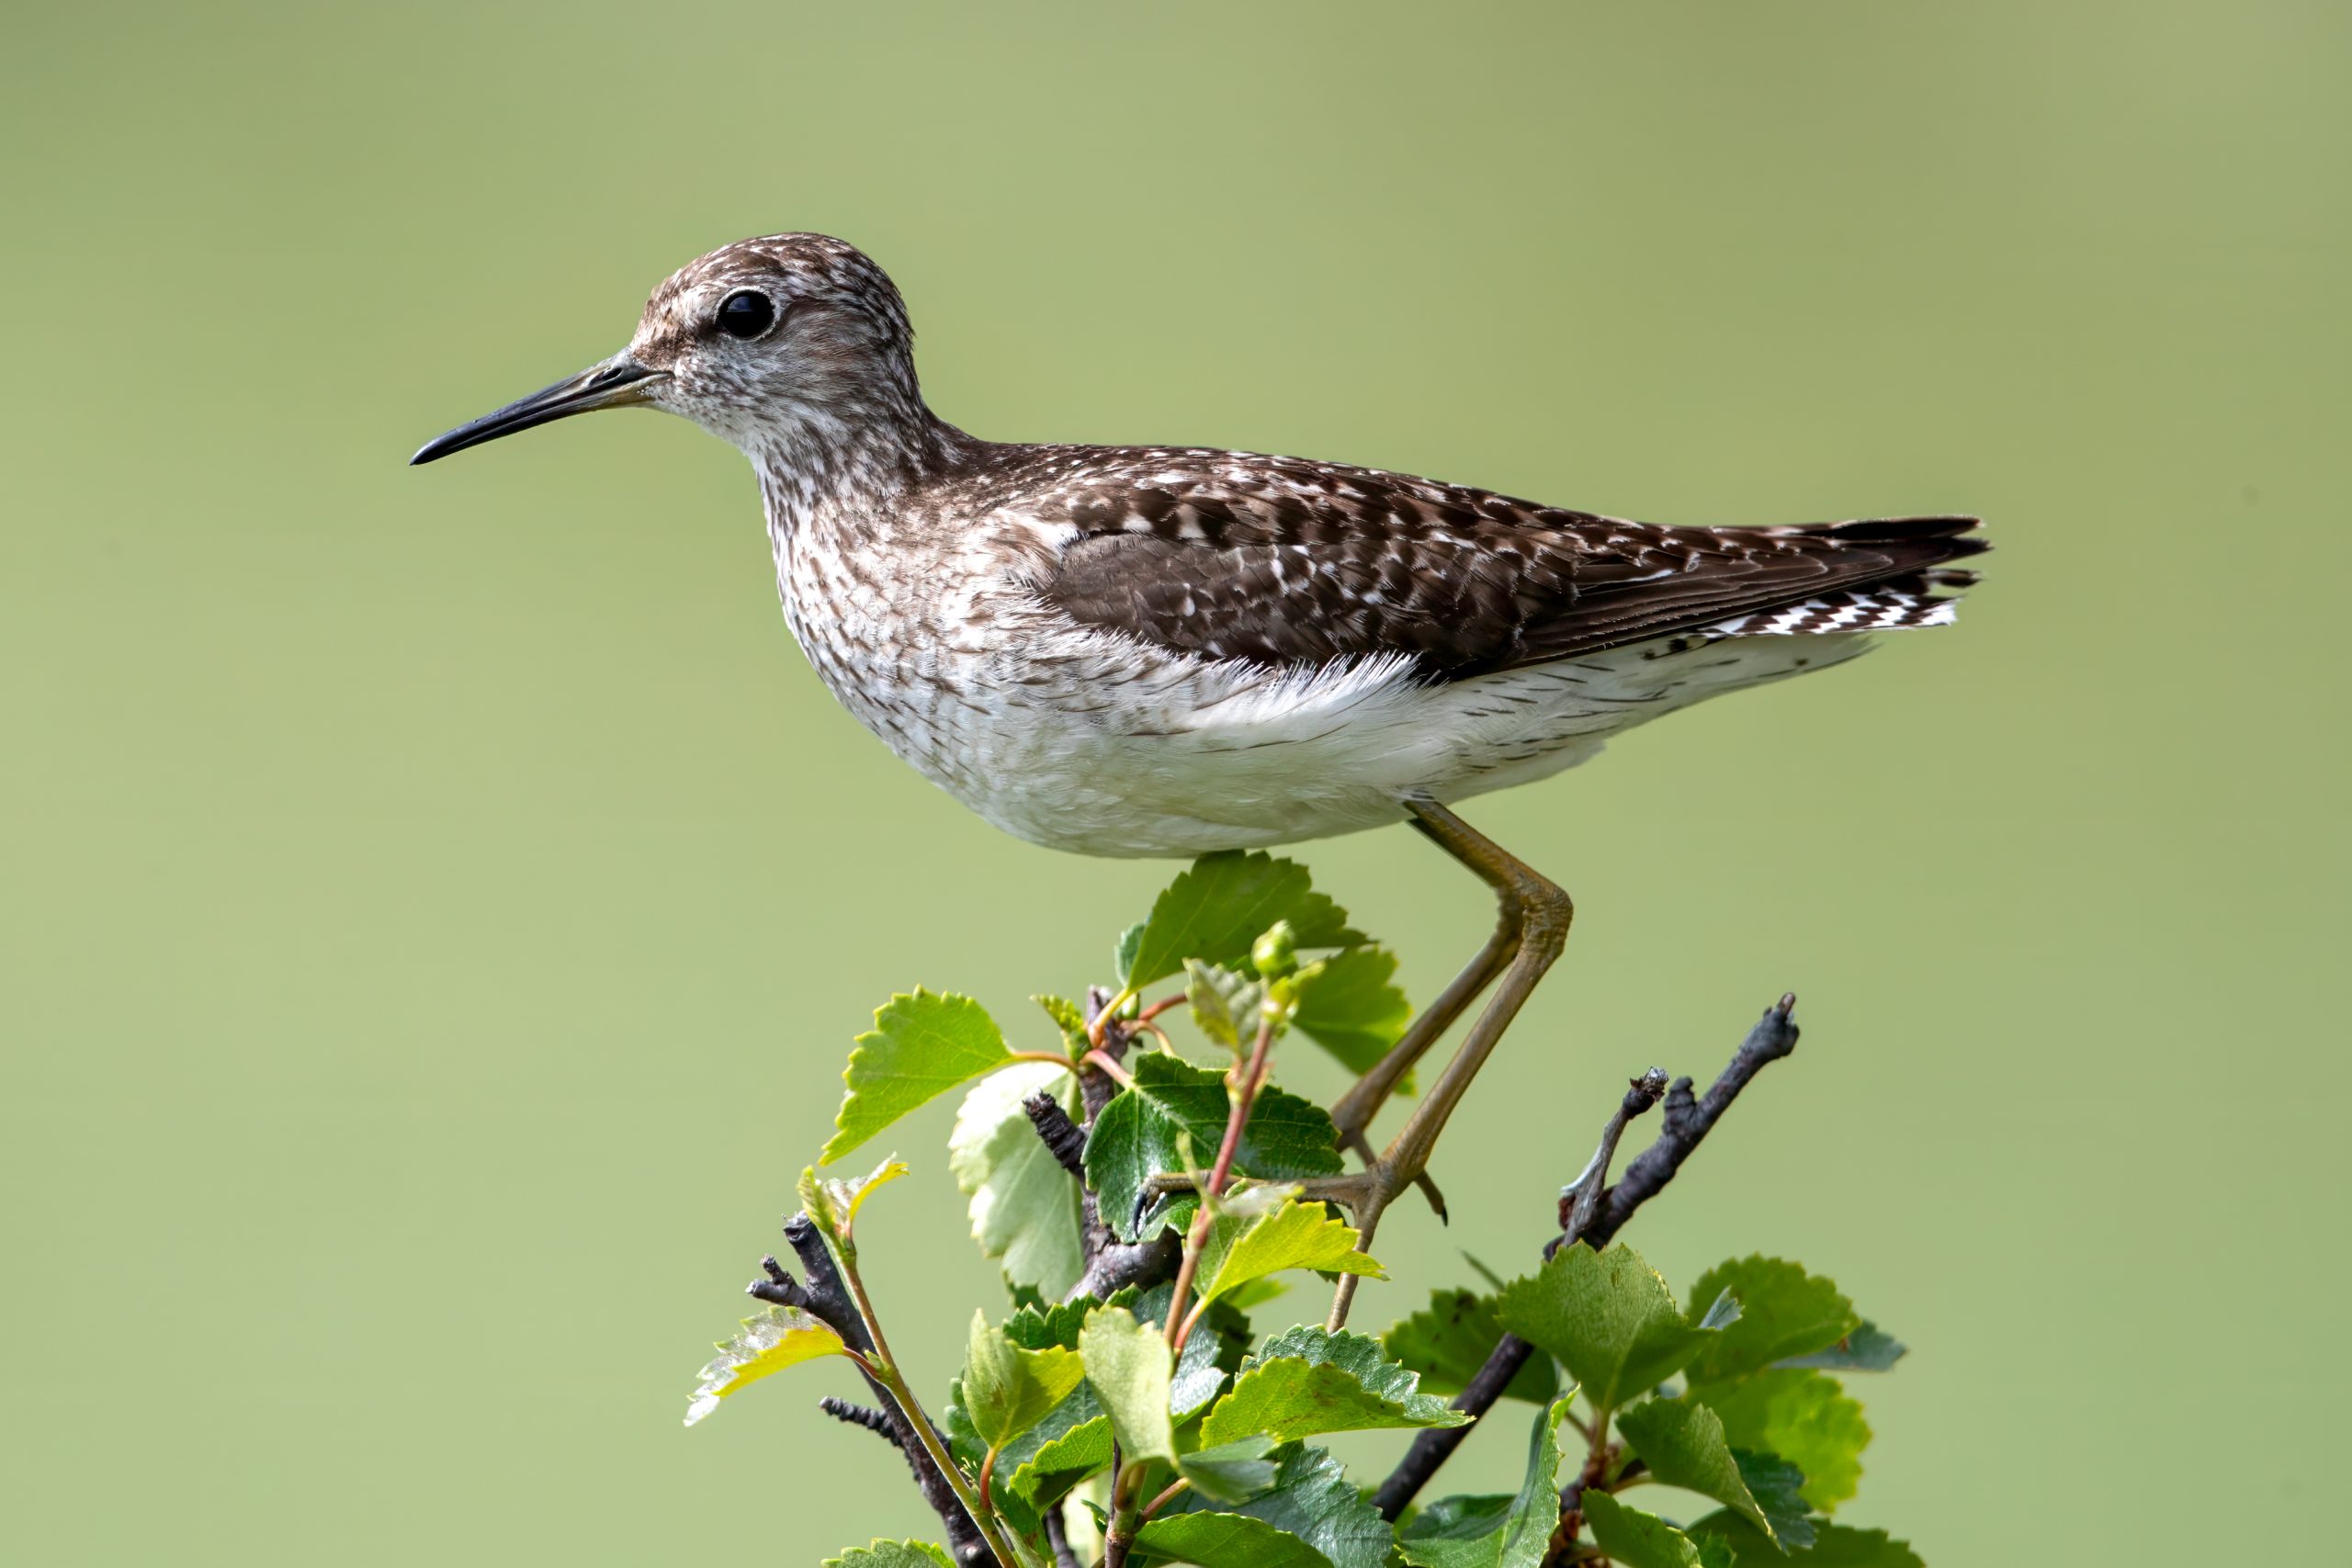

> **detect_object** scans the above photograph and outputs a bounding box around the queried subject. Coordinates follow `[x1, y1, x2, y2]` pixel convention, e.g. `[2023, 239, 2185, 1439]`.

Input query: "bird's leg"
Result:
[1324, 836, 1524, 1150]
[1304, 800, 1575, 1327]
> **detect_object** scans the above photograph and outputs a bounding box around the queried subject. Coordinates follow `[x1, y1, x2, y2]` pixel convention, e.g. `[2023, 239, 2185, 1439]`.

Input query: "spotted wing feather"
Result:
[1014, 447, 1984, 678]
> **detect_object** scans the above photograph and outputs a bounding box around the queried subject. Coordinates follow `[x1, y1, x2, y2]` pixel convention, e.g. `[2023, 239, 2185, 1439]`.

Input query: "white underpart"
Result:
[989, 629, 1874, 857]
[805, 575, 1883, 858]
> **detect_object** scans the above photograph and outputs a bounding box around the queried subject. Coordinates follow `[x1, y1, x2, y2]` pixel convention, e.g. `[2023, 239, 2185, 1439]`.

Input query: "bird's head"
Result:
[411, 233, 924, 467]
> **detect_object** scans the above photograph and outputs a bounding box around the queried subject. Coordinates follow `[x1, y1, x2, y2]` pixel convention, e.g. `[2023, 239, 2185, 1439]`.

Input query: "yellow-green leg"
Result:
[1313, 800, 1575, 1326]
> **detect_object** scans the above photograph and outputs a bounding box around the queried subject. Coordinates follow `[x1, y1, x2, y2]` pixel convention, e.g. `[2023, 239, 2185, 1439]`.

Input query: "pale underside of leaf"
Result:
[948, 1060, 1084, 1297]
[684, 1305, 848, 1427]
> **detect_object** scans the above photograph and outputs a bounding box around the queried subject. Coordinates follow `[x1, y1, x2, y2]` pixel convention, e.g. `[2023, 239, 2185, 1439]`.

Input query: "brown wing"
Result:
[1013, 446, 1985, 679]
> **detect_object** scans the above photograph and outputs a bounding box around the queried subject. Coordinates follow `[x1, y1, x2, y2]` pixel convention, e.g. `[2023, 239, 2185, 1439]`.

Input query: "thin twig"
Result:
[1082, 1048, 1136, 1089]
[1136, 993, 1188, 1024]
[747, 1252, 809, 1309]
[1370, 996, 1800, 1523]
[1166, 1012, 1277, 1353]
[831, 1233, 1018, 1568]
[1140, 1476, 1193, 1520]
[1558, 1068, 1669, 1240]
[781, 1216, 996, 1566]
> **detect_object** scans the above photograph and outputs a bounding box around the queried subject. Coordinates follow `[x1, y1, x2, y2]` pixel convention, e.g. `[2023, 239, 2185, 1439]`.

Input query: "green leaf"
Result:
[1001, 1292, 1104, 1352]
[1122, 852, 1363, 988]
[824, 990, 1013, 1163]
[961, 1311, 1087, 1450]
[1382, 1288, 1558, 1405]
[1732, 1449, 1817, 1550]
[820, 1543, 956, 1568]
[1083, 1053, 1343, 1242]
[1697, 1371, 1871, 1511]
[1194, 1200, 1385, 1309]
[1581, 1494, 1703, 1568]
[1170, 1314, 1231, 1420]
[1004, 1404, 1111, 1505]
[1396, 1396, 1574, 1568]
[1689, 1516, 1923, 1567]
[1078, 1305, 1175, 1465]
[1774, 1322, 1906, 1373]
[1495, 1243, 1731, 1415]
[1186, 960, 1265, 1050]
[1176, 1434, 1282, 1503]
[1201, 1327, 1468, 1445]
[801, 1156, 910, 1240]
[684, 1305, 849, 1426]
[947, 1348, 1113, 1527]
[1615, 1399, 1772, 1540]
[948, 1061, 1084, 1298]
[1681, 1258, 1858, 1388]
[1132, 1512, 1333, 1568]
[1114, 923, 1146, 988]
[1290, 945, 1415, 1080]
[1165, 1444, 1393, 1568]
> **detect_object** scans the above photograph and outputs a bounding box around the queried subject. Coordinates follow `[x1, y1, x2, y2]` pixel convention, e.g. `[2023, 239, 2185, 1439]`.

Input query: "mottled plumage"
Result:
[414, 233, 1985, 857]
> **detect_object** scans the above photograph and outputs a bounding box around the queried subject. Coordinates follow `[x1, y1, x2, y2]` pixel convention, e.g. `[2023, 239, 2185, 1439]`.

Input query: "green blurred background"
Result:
[5, 2, 2344, 1562]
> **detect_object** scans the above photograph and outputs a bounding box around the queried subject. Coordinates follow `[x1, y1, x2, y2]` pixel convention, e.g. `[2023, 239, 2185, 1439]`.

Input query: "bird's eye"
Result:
[716, 289, 777, 340]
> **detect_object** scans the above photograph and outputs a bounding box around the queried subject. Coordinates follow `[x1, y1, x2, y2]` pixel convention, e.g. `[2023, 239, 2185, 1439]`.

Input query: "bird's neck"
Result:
[750, 396, 962, 537]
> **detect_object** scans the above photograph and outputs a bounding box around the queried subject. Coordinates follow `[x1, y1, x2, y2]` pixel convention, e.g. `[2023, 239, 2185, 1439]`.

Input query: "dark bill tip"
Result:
[410, 357, 662, 467]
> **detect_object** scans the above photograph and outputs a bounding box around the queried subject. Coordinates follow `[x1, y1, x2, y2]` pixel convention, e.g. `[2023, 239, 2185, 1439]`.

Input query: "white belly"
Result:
[805, 619, 1873, 858]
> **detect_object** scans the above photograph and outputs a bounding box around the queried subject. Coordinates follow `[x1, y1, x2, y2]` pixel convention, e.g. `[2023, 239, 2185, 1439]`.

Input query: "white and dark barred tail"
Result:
[1610, 515, 1983, 658]
[1702, 516, 1984, 641]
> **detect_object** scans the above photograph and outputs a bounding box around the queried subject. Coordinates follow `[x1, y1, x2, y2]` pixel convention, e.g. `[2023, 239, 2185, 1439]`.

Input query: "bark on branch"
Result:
[1371, 994, 1801, 1522]
[763, 1216, 995, 1566]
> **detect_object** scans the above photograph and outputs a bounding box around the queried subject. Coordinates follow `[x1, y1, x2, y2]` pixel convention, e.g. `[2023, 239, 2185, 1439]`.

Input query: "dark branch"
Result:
[1589, 994, 1799, 1244]
[1042, 1503, 1083, 1568]
[781, 1215, 993, 1566]
[1556, 1068, 1670, 1238]
[1023, 1090, 1088, 1179]
[1064, 986, 1182, 1304]
[746, 1253, 808, 1309]
[819, 1396, 906, 1450]
[1372, 995, 1800, 1522]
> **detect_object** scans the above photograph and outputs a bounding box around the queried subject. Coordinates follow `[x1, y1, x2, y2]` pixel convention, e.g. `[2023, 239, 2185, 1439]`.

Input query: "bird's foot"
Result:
[1140, 1145, 1442, 1226]
[1340, 1127, 1448, 1223]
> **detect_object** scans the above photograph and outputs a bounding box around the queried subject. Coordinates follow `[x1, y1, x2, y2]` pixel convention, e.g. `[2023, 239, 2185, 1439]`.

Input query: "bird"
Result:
[412, 232, 1984, 1262]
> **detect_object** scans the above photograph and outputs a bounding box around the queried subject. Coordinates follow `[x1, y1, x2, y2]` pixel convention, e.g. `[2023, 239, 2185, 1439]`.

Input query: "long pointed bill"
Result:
[410, 355, 665, 466]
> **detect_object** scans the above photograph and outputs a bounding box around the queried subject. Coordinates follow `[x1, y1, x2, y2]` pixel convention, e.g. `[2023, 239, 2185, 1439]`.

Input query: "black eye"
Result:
[717, 289, 777, 340]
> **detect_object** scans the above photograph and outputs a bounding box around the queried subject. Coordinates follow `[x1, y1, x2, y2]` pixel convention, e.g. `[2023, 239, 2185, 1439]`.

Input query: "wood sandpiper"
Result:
[413, 232, 1985, 1244]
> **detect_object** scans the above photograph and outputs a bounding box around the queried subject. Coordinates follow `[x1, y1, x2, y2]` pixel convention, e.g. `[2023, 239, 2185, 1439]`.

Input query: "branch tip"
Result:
[1023, 1089, 1088, 1178]
[818, 1395, 906, 1450]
